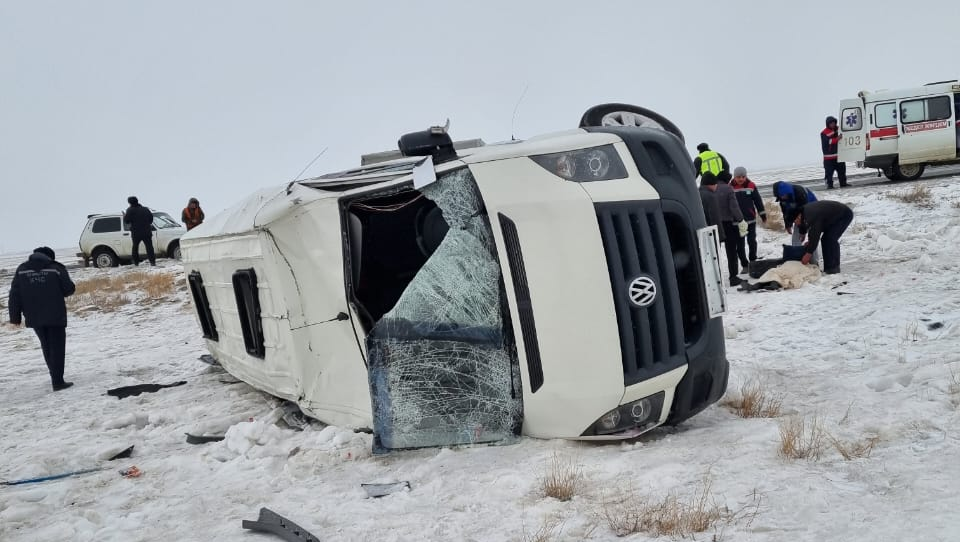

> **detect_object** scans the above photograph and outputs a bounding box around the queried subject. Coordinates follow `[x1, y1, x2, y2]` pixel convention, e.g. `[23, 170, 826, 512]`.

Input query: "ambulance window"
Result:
[875, 103, 897, 128]
[841, 107, 862, 130]
[927, 96, 951, 120]
[901, 96, 951, 124]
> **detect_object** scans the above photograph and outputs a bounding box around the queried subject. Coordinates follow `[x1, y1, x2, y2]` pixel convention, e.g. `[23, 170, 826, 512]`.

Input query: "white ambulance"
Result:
[838, 80, 960, 180]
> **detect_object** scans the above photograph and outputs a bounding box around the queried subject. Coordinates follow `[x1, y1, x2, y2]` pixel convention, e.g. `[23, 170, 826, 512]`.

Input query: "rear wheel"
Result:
[578, 103, 685, 142]
[92, 247, 119, 268]
[893, 162, 924, 181]
[169, 243, 182, 260]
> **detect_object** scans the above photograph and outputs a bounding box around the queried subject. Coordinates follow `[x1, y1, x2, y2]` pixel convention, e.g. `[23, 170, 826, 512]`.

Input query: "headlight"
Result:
[582, 392, 666, 436]
[530, 144, 628, 183]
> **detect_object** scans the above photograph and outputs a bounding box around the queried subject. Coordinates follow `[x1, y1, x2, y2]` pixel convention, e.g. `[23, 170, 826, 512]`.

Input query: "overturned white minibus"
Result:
[181, 104, 729, 452]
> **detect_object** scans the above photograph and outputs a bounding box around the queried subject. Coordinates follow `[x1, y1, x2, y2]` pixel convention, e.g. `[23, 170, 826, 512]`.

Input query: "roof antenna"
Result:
[287, 146, 329, 193]
[510, 84, 529, 141]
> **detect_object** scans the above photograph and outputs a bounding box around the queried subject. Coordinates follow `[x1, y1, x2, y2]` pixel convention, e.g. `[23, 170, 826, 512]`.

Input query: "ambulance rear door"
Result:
[838, 98, 866, 163]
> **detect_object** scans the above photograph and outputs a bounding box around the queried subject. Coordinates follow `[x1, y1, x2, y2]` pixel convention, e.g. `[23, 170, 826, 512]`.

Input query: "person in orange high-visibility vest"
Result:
[181, 198, 205, 231]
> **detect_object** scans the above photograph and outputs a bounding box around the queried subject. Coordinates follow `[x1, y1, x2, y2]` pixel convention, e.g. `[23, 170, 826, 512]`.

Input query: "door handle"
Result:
[122, 233, 130, 236]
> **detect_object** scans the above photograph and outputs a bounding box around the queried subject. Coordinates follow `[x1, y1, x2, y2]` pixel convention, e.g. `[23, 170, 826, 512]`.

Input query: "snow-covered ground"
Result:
[2, 171, 960, 541]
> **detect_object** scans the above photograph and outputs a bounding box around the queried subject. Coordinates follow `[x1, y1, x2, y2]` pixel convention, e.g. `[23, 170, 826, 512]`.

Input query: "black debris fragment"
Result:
[107, 381, 187, 399]
[242, 507, 319, 542]
[185, 433, 225, 445]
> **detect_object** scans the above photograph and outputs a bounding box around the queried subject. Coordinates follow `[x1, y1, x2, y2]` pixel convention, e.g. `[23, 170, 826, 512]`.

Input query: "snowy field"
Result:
[2, 171, 960, 541]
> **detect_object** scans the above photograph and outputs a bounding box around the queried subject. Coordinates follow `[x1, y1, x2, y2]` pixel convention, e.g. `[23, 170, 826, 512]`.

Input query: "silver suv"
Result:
[78, 211, 186, 267]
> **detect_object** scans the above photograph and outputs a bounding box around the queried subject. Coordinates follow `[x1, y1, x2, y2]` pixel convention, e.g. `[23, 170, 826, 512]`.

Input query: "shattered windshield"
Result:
[152, 213, 181, 229]
[366, 168, 522, 452]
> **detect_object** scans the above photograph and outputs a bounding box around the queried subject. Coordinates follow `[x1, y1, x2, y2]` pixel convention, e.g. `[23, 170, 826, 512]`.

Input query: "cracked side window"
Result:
[364, 168, 522, 452]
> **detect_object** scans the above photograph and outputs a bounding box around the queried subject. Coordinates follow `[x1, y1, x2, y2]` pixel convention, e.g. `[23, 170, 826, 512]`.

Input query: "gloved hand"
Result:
[738, 220, 748, 237]
[759, 212, 767, 223]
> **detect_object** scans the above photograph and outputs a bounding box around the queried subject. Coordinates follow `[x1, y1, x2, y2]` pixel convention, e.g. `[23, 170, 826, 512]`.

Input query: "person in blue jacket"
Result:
[7, 247, 77, 391]
[772, 181, 817, 235]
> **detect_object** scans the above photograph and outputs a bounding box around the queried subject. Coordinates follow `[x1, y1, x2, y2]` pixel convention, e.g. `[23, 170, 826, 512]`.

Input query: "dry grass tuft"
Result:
[889, 184, 934, 208]
[722, 380, 783, 418]
[948, 366, 960, 408]
[68, 270, 178, 313]
[598, 475, 761, 539]
[778, 414, 826, 460]
[828, 433, 880, 460]
[539, 454, 583, 502]
[521, 515, 565, 542]
[760, 202, 784, 232]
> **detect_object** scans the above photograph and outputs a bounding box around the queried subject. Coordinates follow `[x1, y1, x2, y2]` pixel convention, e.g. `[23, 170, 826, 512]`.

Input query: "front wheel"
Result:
[170, 243, 182, 260]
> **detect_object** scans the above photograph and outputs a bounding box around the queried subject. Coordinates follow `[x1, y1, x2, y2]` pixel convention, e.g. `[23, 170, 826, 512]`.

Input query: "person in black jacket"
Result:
[7, 247, 77, 390]
[797, 200, 854, 274]
[123, 196, 156, 266]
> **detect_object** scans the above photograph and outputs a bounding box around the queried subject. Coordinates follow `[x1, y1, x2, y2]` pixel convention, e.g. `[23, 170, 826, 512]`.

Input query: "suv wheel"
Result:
[92, 248, 119, 268]
[171, 244, 182, 260]
[578, 103, 685, 142]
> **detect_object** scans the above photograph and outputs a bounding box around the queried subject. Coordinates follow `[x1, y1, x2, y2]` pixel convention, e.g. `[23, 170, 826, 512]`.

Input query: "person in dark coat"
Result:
[7, 247, 77, 390]
[821, 116, 848, 189]
[772, 181, 818, 235]
[730, 166, 767, 266]
[123, 196, 156, 266]
[797, 200, 854, 274]
[699, 178, 724, 243]
[702, 172, 746, 286]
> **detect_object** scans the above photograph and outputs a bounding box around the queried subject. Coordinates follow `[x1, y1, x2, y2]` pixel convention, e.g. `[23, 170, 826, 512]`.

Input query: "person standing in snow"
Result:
[699, 176, 724, 244]
[729, 166, 767, 267]
[123, 196, 156, 266]
[181, 198, 205, 231]
[693, 143, 731, 180]
[702, 172, 746, 286]
[821, 116, 848, 189]
[796, 200, 854, 274]
[7, 247, 77, 391]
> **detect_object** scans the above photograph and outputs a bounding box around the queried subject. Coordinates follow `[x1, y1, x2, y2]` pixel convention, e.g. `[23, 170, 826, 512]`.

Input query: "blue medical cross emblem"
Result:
[845, 112, 859, 128]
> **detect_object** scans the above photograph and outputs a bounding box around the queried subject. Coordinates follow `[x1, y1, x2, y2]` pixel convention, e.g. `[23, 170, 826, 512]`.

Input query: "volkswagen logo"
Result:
[628, 276, 657, 307]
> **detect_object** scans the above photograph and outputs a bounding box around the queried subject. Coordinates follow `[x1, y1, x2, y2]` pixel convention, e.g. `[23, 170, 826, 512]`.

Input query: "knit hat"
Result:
[34, 246, 55, 260]
[733, 166, 747, 177]
[128, 196, 139, 205]
[696, 142, 709, 153]
[700, 172, 718, 186]
[825, 116, 837, 126]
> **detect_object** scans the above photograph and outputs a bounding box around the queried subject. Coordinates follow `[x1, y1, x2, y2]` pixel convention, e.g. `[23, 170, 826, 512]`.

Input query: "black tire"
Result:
[882, 166, 897, 181]
[169, 242, 182, 260]
[893, 162, 924, 181]
[578, 103, 684, 142]
[92, 247, 119, 268]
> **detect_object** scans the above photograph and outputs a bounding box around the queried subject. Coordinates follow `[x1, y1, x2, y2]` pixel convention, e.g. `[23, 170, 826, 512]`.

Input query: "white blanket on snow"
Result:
[755, 260, 822, 289]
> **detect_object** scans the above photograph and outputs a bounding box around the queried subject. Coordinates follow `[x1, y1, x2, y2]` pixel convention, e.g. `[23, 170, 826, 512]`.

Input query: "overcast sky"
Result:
[1, 0, 956, 252]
